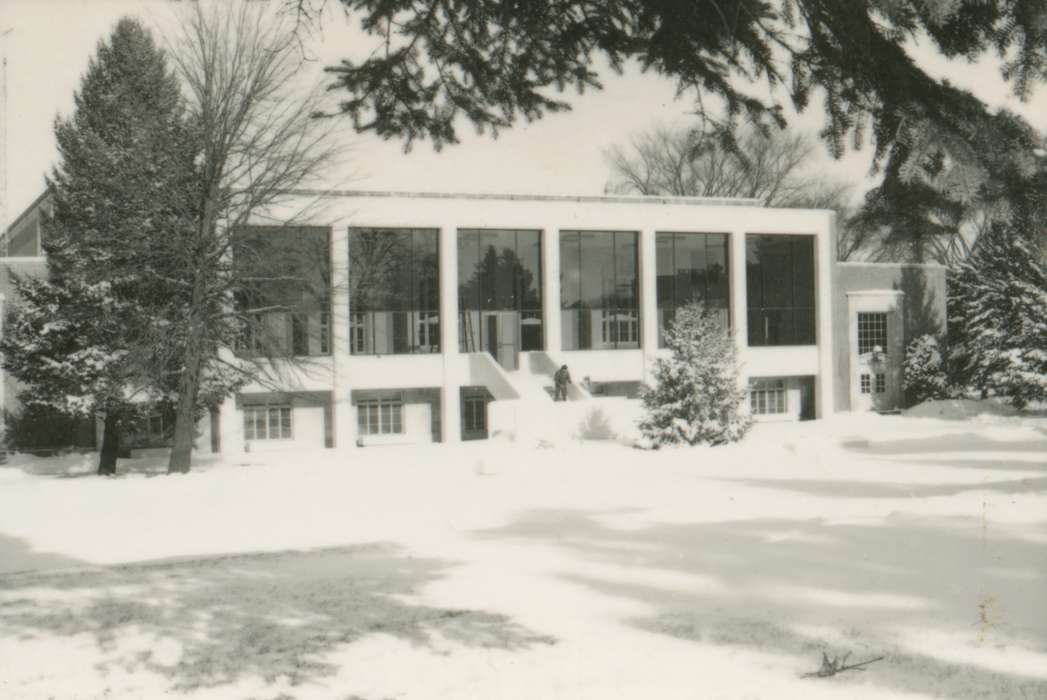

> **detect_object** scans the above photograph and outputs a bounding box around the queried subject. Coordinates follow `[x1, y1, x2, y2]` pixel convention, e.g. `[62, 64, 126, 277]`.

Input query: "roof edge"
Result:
[281, 188, 767, 208]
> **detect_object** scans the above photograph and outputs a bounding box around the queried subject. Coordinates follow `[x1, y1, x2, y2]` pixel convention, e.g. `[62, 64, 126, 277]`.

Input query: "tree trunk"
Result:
[168, 340, 202, 474]
[98, 411, 120, 476]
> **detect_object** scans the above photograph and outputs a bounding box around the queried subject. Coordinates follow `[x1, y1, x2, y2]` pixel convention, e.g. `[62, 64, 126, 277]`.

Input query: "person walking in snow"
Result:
[554, 364, 572, 401]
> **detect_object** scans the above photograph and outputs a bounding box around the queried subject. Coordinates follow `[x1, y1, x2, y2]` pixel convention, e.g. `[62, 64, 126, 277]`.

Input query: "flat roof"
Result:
[287, 189, 767, 208]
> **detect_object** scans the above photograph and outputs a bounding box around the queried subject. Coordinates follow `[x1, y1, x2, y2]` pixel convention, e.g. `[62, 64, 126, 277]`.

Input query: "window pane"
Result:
[560, 232, 582, 350]
[349, 228, 440, 354]
[244, 410, 254, 440]
[517, 230, 542, 311]
[614, 232, 638, 313]
[458, 231, 480, 313]
[746, 235, 815, 346]
[281, 407, 292, 437]
[562, 231, 638, 350]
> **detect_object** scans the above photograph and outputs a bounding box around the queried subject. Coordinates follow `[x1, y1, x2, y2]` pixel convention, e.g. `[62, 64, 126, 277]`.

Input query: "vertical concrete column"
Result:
[729, 228, 751, 408]
[638, 228, 658, 382]
[218, 395, 244, 455]
[439, 224, 461, 443]
[816, 212, 836, 418]
[729, 229, 749, 359]
[329, 224, 355, 448]
[541, 225, 561, 352]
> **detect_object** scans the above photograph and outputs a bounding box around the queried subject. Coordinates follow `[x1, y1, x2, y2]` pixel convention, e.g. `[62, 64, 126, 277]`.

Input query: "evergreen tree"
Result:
[639, 304, 751, 447]
[0, 18, 197, 474]
[311, 1, 1047, 259]
[902, 334, 951, 407]
[948, 227, 1047, 408]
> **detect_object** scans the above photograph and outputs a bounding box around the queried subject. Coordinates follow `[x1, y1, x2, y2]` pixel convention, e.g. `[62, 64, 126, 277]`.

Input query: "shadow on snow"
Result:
[476, 510, 1047, 699]
[0, 543, 555, 695]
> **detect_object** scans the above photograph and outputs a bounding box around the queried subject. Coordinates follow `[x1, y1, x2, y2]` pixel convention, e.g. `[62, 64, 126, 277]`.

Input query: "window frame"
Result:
[357, 397, 405, 436]
[749, 378, 787, 415]
[462, 396, 487, 433]
[655, 231, 731, 347]
[559, 230, 640, 350]
[857, 312, 888, 356]
[243, 404, 293, 441]
[745, 234, 817, 347]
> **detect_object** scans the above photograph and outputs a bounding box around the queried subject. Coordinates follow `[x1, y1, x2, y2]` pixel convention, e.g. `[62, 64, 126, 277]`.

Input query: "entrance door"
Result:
[483, 312, 519, 371]
[798, 376, 816, 420]
[485, 314, 498, 359]
[851, 309, 899, 412]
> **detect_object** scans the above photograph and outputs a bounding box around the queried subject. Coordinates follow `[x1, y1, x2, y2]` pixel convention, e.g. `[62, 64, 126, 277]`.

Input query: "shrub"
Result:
[3, 403, 95, 452]
[639, 303, 751, 446]
[903, 334, 951, 406]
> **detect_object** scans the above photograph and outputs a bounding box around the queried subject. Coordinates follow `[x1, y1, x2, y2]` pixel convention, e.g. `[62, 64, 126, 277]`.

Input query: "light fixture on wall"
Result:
[870, 344, 885, 367]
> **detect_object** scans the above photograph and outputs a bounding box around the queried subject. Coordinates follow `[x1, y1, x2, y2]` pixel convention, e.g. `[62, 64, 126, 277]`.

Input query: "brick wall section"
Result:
[831, 263, 948, 412]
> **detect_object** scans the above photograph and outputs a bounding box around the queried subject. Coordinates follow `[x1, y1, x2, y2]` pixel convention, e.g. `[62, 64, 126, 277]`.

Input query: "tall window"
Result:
[244, 405, 292, 440]
[458, 229, 543, 362]
[746, 235, 816, 346]
[656, 232, 730, 347]
[349, 228, 440, 355]
[357, 397, 404, 435]
[857, 312, 887, 355]
[560, 230, 639, 350]
[234, 226, 332, 357]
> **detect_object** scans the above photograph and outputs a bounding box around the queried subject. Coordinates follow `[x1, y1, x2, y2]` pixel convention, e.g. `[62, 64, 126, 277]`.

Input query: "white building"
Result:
[1, 190, 948, 454]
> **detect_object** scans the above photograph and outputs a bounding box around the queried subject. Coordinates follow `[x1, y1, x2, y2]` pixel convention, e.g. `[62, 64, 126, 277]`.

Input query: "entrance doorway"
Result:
[846, 293, 904, 412]
[482, 312, 518, 371]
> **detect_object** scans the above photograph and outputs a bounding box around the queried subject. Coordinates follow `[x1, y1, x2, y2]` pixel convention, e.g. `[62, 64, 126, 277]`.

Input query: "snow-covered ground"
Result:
[0, 401, 1044, 699]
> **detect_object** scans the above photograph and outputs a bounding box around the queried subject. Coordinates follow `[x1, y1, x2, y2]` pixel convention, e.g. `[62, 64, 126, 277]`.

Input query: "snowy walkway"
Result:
[0, 405, 1045, 699]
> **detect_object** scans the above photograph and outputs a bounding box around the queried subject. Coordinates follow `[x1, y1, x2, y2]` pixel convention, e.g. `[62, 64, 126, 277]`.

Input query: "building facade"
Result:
[1, 190, 948, 454]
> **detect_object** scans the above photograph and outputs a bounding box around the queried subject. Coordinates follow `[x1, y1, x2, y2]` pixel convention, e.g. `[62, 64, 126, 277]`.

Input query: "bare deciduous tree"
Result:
[605, 124, 851, 204]
[604, 124, 867, 259]
[163, 1, 344, 473]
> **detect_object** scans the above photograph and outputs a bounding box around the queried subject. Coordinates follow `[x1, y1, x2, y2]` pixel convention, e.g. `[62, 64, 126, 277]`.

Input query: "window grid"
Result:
[860, 374, 871, 394]
[244, 405, 292, 440]
[857, 312, 888, 355]
[350, 312, 366, 354]
[357, 398, 404, 435]
[601, 310, 639, 344]
[416, 311, 440, 351]
[875, 373, 886, 394]
[749, 379, 787, 415]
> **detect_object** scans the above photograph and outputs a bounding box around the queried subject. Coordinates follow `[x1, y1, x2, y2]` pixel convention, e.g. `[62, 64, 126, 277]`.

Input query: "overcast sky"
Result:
[5, 0, 1047, 228]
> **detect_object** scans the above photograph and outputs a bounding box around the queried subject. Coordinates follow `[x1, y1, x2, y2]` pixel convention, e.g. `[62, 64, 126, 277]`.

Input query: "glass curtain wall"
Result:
[234, 226, 331, 357]
[349, 228, 440, 354]
[560, 231, 640, 350]
[745, 234, 816, 346]
[655, 232, 729, 347]
[457, 229, 542, 369]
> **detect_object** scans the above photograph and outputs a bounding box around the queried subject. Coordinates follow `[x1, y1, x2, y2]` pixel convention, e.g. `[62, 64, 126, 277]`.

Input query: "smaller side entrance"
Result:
[847, 292, 904, 412]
